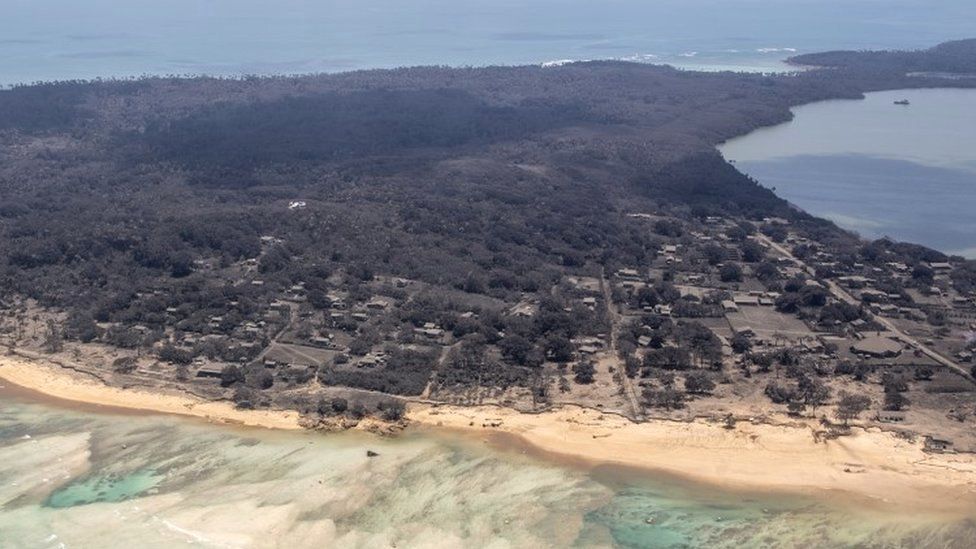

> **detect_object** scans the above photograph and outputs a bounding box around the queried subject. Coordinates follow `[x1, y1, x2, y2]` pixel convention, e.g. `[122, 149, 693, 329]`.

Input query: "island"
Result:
[1, 39, 975, 509]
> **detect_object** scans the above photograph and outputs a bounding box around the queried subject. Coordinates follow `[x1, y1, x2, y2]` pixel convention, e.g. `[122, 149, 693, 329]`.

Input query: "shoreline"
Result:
[3, 354, 976, 515]
[0, 354, 302, 431]
[408, 404, 976, 517]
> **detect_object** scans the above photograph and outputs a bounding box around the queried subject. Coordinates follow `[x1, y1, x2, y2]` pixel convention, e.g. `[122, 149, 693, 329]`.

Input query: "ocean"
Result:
[2, 0, 976, 85]
[719, 88, 976, 257]
[2, 2, 976, 546]
[1, 388, 974, 548]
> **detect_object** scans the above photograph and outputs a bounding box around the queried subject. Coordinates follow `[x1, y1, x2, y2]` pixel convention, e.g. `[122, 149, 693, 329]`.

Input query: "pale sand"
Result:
[3, 354, 976, 514]
[0, 355, 301, 430]
[409, 404, 976, 516]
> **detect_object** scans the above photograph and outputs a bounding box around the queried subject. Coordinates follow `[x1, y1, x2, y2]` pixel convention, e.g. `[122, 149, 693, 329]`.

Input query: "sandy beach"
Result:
[3, 353, 976, 515]
[0, 354, 302, 430]
[410, 404, 976, 515]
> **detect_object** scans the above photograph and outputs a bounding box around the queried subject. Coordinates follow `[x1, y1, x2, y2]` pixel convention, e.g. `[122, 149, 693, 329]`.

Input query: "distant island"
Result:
[1, 39, 976, 503]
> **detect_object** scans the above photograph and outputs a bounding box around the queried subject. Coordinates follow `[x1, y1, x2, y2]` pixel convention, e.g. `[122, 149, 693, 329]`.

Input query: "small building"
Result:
[721, 300, 739, 313]
[617, 268, 642, 281]
[196, 365, 223, 379]
[733, 295, 760, 307]
[877, 410, 906, 423]
[851, 336, 902, 359]
[924, 437, 954, 453]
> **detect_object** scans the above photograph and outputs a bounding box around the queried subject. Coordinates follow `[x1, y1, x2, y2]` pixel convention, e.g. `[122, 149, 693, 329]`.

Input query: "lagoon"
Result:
[720, 88, 976, 257]
[1, 387, 974, 548]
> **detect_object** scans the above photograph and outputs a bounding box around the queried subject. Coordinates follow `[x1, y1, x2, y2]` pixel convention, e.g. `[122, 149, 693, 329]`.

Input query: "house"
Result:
[196, 365, 224, 379]
[721, 300, 738, 313]
[582, 297, 597, 308]
[924, 437, 954, 453]
[733, 295, 760, 307]
[851, 336, 902, 359]
[929, 262, 953, 272]
[415, 323, 445, 339]
[366, 298, 390, 311]
[617, 268, 642, 281]
[310, 336, 333, 348]
[737, 327, 756, 338]
[637, 335, 652, 347]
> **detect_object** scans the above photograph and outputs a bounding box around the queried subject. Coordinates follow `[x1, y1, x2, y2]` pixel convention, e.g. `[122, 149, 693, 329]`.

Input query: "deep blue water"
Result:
[2, 0, 976, 85]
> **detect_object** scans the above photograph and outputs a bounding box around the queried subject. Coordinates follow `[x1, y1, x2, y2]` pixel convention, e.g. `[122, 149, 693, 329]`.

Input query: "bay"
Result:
[720, 88, 976, 257]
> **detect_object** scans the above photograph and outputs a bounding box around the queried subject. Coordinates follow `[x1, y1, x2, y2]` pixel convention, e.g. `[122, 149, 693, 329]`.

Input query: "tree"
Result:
[719, 263, 742, 283]
[644, 346, 691, 371]
[643, 387, 685, 410]
[913, 366, 934, 381]
[349, 402, 368, 419]
[252, 371, 274, 390]
[884, 391, 909, 411]
[799, 285, 828, 307]
[331, 397, 348, 414]
[378, 399, 406, 421]
[730, 332, 752, 354]
[882, 373, 909, 393]
[774, 292, 802, 313]
[702, 244, 726, 266]
[545, 335, 575, 363]
[112, 356, 138, 374]
[43, 320, 63, 353]
[499, 335, 533, 365]
[572, 361, 596, 384]
[798, 375, 830, 415]
[787, 399, 806, 416]
[740, 241, 765, 263]
[220, 364, 245, 387]
[684, 371, 715, 395]
[835, 392, 871, 425]
[159, 344, 193, 365]
[64, 312, 100, 343]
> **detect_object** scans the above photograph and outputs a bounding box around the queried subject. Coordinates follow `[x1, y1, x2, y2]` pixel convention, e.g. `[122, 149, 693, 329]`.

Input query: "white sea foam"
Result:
[619, 53, 659, 62]
[757, 47, 797, 54]
[541, 59, 578, 68]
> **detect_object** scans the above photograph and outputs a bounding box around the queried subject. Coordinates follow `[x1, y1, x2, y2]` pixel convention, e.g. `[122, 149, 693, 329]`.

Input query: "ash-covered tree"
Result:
[684, 371, 715, 395]
[572, 361, 596, 384]
[835, 392, 871, 425]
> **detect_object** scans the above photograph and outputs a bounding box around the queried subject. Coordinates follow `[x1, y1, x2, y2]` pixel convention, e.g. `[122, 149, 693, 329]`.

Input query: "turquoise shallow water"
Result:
[1, 387, 974, 548]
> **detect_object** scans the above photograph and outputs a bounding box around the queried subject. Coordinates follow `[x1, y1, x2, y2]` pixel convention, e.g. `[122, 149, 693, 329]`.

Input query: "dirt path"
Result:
[600, 266, 643, 419]
[756, 234, 973, 382]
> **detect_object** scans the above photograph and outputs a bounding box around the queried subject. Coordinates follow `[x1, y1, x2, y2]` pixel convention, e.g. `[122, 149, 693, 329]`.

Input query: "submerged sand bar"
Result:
[2, 355, 975, 515]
